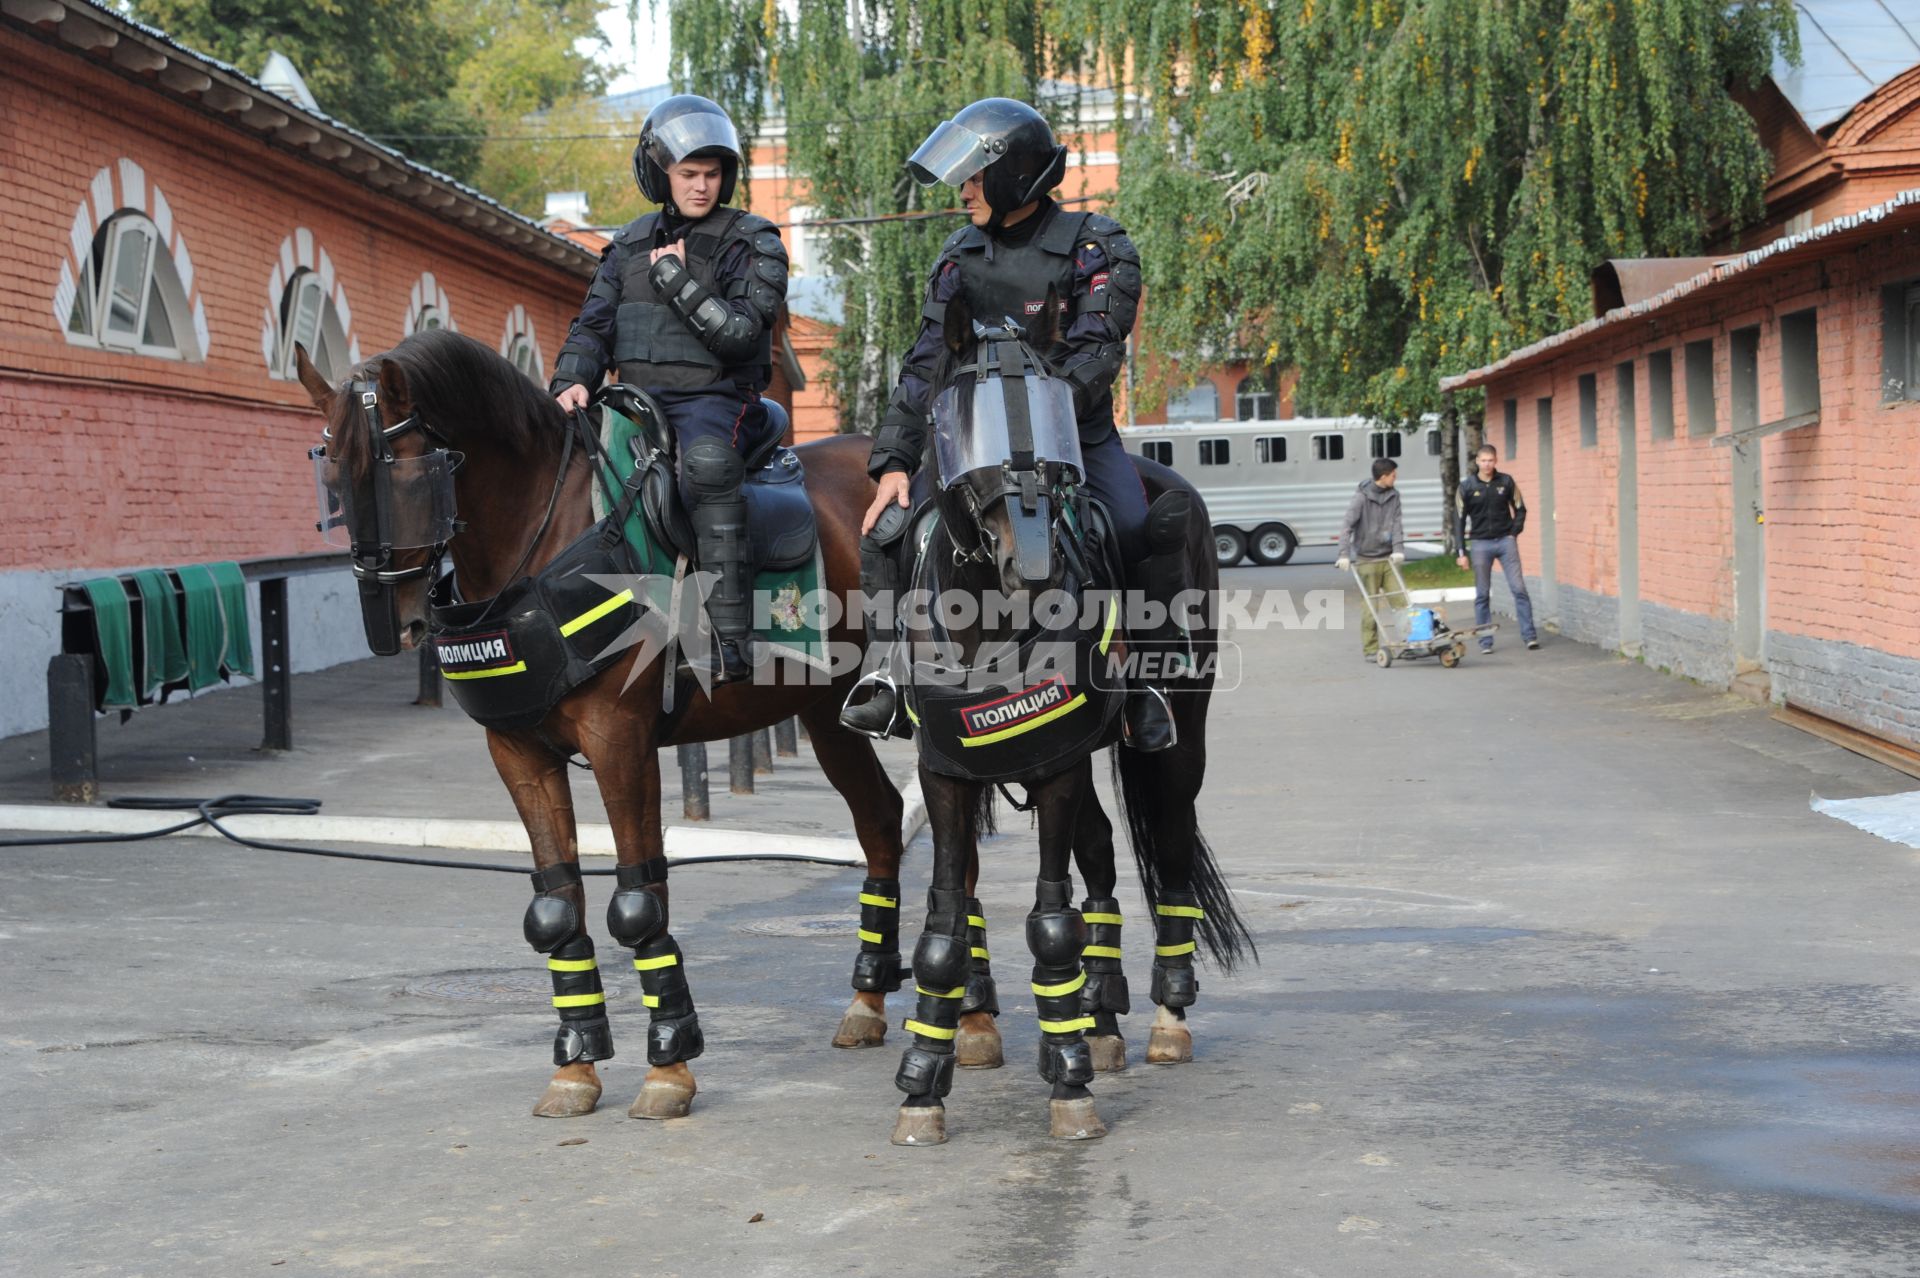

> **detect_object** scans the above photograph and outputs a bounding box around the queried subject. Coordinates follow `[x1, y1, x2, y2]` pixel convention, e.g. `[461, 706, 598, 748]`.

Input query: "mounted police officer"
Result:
[551, 94, 789, 684]
[839, 97, 1175, 750]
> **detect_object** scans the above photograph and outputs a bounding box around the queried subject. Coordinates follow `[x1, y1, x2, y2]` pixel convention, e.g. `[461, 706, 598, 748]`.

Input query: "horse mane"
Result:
[327, 329, 564, 469]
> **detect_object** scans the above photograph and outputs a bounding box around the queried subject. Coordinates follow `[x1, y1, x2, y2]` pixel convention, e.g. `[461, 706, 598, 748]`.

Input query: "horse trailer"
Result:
[1119, 418, 1453, 567]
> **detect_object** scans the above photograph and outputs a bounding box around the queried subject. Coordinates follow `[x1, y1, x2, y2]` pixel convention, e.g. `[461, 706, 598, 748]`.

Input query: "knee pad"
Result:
[1038, 1038, 1094, 1087]
[1026, 909, 1087, 969]
[895, 1045, 957, 1098]
[607, 887, 667, 949]
[522, 862, 582, 954]
[912, 931, 971, 991]
[1145, 490, 1192, 556]
[682, 438, 744, 498]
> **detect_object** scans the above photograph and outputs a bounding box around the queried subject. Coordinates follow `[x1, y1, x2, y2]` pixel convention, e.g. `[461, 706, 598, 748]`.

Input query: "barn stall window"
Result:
[57, 160, 207, 361]
[501, 306, 545, 384]
[262, 229, 359, 382]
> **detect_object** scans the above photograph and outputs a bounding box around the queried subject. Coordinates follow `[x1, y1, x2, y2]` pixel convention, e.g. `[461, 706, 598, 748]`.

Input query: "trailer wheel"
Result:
[1376, 648, 1392, 669]
[1214, 526, 1248, 568]
[1248, 523, 1298, 566]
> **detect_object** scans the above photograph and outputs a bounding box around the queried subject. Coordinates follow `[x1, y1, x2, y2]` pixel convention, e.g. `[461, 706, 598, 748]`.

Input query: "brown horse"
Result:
[299, 330, 911, 1120]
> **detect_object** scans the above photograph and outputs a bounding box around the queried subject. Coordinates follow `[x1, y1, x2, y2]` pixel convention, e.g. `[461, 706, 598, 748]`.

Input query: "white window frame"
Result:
[276, 268, 348, 381]
[1235, 371, 1278, 421]
[509, 333, 540, 379]
[71, 213, 193, 360]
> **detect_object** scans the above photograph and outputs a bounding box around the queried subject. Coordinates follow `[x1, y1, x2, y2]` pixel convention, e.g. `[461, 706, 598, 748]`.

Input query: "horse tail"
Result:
[1109, 748, 1256, 974]
[973, 783, 998, 841]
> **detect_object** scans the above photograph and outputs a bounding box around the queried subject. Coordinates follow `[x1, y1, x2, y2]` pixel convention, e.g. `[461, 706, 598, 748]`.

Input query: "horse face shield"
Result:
[310, 383, 461, 655]
[932, 358, 1081, 586]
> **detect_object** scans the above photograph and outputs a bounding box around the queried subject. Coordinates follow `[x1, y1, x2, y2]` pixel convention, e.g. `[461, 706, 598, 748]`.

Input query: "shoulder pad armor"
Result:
[730, 210, 779, 238]
[612, 213, 660, 246]
[940, 224, 988, 258]
[1083, 211, 1126, 238]
[750, 229, 789, 261]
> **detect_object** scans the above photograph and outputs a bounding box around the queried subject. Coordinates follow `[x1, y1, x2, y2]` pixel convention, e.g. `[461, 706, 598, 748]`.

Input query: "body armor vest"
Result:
[612, 207, 772, 391]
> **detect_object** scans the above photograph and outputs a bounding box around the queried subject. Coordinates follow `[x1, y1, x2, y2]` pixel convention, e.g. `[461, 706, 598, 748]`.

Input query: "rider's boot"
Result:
[684, 439, 753, 685]
[1121, 490, 1194, 753]
[840, 499, 912, 739]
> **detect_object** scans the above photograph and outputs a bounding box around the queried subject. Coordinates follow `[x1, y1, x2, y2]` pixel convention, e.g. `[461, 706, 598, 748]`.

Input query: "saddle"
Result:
[599, 385, 816, 573]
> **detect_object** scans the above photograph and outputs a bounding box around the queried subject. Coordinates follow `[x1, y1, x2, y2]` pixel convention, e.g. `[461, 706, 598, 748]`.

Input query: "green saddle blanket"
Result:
[593, 403, 828, 667]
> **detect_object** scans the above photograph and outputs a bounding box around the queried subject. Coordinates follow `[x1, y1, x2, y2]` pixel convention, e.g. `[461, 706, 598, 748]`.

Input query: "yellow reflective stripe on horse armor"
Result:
[904, 1019, 957, 1041]
[642, 994, 661, 1008]
[858, 893, 898, 909]
[1097, 593, 1119, 655]
[970, 946, 991, 961]
[547, 957, 597, 972]
[632, 953, 680, 971]
[1082, 944, 1122, 960]
[904, 701, 920, 726]
[959, 694, 1086, 747]
[558, 588, 635, 638]
[1038, 1015, 1096, 1034]
[1156, 904, 1206, 919]
[966, 914, 987, 929]
[1156, 941, 1197, 957]
[1031, 972, 1087, 998]
[1082, 912, 1124, 926]
[442, 661, 528, 680]
[915, 985, 965, 999]
[552, 993, 606, 1008]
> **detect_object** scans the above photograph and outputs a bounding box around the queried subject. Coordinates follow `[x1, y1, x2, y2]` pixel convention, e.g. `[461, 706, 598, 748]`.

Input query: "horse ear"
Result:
[293, 343, 334, 412]
[376, 357, 413, 421]
[943, 290, 974, 354]
[1034, 285, 1062, 351]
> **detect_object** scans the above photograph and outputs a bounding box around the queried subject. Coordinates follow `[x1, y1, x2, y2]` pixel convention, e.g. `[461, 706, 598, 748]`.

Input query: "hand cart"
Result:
[1350, 557, 1496, 668]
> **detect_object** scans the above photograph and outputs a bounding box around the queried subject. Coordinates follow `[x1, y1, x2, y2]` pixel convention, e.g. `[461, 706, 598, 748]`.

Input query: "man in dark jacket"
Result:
[549, 94, 788, 684]
[1452, 444, 1539, 652]
[1337, 458, 1406, 661]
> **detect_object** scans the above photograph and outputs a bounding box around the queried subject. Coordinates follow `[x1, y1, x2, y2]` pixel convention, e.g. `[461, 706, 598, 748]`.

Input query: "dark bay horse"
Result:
[299, 331, 911, 1121]
[883, 295, 1252, 1145]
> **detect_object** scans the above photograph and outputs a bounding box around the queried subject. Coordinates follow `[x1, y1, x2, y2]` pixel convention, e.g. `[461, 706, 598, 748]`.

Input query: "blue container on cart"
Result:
[1407, 608, 1435, 642]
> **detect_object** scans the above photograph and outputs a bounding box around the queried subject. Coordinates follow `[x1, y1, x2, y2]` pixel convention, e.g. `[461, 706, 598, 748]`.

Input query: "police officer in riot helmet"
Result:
[839, 97, 1174, 750]
[551, 94, 789, 684]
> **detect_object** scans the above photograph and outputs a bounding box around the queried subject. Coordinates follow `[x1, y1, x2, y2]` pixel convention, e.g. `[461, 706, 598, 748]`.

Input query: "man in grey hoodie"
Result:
[1336, 458, 1406, 660]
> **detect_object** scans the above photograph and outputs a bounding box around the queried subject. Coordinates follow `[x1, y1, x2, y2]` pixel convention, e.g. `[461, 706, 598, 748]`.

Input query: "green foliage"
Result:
[1065, 0, 1800, 425]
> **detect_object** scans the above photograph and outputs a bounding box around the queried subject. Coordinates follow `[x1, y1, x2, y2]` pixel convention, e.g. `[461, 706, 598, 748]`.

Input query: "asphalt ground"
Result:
[4, 559, 1920, 1277]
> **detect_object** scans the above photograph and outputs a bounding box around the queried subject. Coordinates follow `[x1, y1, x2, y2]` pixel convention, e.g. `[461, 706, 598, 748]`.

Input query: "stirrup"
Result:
[1122, 685, 1177, 752]
[840, 671, 908, 741]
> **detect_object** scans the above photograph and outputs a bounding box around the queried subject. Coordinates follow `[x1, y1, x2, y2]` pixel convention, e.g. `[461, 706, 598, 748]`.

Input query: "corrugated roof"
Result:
[1774, 0, 1920, 132]
[1439, 184, 1920, 391]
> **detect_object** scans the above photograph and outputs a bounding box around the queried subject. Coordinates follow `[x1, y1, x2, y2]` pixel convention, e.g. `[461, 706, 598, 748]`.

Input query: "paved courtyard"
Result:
[4, 559, 1919, 1276]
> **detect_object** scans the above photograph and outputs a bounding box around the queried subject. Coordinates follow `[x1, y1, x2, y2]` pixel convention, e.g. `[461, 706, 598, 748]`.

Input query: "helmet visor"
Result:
[907, 119, 998, 188]
[647, 111, 741, 166]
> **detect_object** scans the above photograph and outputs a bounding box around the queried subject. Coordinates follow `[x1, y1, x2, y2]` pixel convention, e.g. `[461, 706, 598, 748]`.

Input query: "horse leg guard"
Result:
[604, 861, 703, 1074]
[841, 506, 912, 740]
[955, 897, 1004, 1069]
[1080, 896, 1129, 1072]
[1030, 879, 1106, 1139]
[1148, 890, 1203, 1065]
[834, 878, 901, 1050]
[523, 864, 614, 1067]
[892, 888, 968, 1145]
[684, 438, 753, 681]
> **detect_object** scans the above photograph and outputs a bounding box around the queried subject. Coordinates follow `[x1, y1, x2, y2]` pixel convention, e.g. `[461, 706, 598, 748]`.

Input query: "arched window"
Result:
[1235, 368, 1278, 421]
[1165, 381, 1220, 423]
[262, 229, 359, 381]
[56, 160, 206, 361]
[501, 305, 545, 384]
[405, 272, 454, 336]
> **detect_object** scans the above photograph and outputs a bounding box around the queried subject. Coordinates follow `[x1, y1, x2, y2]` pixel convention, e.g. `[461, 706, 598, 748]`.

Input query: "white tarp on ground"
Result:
[1810, 789, 1920, 848]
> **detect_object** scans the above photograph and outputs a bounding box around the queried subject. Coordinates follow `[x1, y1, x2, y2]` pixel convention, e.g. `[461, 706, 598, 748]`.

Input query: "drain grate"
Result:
[405, 970, 628, 1005]
[733, 914, 858, 938]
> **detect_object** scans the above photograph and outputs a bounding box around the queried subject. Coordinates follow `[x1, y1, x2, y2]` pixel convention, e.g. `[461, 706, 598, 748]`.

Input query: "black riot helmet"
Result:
[907, 98, 1068, 224]
[632, 94, 743, 208]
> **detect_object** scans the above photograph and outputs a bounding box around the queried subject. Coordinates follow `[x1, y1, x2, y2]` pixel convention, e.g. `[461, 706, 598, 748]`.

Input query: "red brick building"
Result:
[1440, 17, 1920, 748]
[0, 0, 597, 738]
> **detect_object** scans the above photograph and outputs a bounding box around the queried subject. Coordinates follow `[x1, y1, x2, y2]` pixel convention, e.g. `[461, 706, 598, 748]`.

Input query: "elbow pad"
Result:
[1063, 346, 1124, 411]
[651, 254, 761, 360]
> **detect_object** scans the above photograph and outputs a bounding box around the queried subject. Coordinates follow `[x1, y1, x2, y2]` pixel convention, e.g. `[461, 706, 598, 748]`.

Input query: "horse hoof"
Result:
[955, 1012, 1003, 1069]
[628, 1064, 697, 1120]
[1146, 1023, 1193, 1065]
[1088, 1034, 1128, 1073]
[1049, 1096, 1107, 1141]
[531, 1078, 601, 1118]
[891, 1106, 948, 1147]
[831, 1001, 889, 1049]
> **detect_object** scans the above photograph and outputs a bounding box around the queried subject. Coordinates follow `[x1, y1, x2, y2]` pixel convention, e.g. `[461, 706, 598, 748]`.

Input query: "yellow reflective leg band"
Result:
[859, 892, 898, 908]
[1156, 904, 1206, 919]
[547, 957, 598, 972]
[916, 985, 965, 999]
[966, 914, 987, 929]
[1156, 941, 1197, 957]
[858, 929, 886, 945]
[971, 947, 991, 961]
[633, 953, 680, 971]
[904, 1019, 957, 1041]
[1031, 972, 1087, 998]
[1083, 945, 1122, 960]
[642, 994, 661, 1009]
[1082, 912, 1124, 926]
[552, 993, 606, 1009]
[1038, 1016, 1096, 1034]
